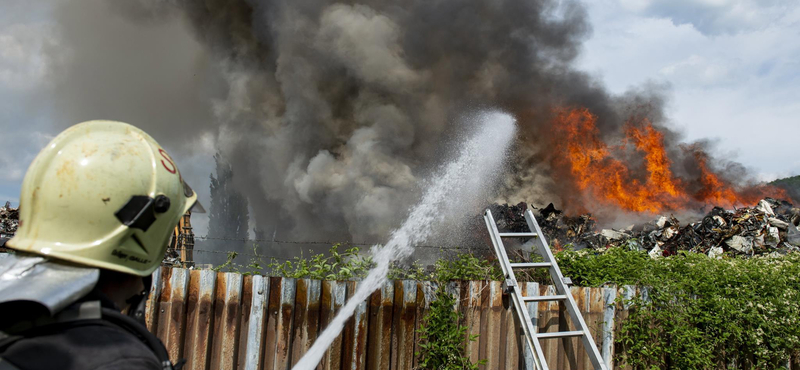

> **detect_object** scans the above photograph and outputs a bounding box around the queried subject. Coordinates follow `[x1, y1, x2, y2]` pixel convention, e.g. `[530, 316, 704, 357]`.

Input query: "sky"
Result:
[575, 0, 800, 181]
[0, 0, 799, 235]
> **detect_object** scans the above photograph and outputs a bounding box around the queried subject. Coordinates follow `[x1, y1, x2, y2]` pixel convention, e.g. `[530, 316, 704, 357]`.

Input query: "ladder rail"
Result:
[484, 210, 548, 370]
[524, 209, 608, 370]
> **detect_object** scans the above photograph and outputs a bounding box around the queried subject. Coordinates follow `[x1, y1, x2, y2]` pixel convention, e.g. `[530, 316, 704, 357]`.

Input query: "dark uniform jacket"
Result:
[0, 291, 162, 370]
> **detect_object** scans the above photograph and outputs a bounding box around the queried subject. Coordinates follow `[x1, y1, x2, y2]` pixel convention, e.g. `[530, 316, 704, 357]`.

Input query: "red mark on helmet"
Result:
[159, 149, 177, 174]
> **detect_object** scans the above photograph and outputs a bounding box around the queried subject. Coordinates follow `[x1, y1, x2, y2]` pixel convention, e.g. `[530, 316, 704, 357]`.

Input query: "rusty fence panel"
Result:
[413, 281, 434, 369]
[319, 280, 346, 370]
[157, 268, 189, 363]
[366, 282, 394, 370]
[602, 287, 617, 369]
[210, 272, 243, 370]
[183, 269, 216, 370]
[291, 279, 322, 367]
[240, 275, 269, 370]
[501, 282, 519, 370]
[342, 281, 369, 370]
[522, 282, 540, 370]
[537, 284, 560, 368]
[264, 277, 296, 370]
[479, 280, 503, 369]
[613, 286, 637, 370]
[390, 280, 417, 370]
[461, 280, 484, 366]
[145, 266, 165, 332]
[144, 268, 637, 370]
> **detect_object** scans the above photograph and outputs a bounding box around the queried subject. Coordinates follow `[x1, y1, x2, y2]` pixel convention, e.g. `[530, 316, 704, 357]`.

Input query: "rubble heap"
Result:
[488, 202, 529, 233]
[0, 202, 18, 239]
[492, 198, 800, 257]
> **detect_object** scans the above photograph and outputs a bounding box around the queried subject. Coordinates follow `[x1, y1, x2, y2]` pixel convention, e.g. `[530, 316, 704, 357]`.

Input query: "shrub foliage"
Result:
[558, 248, 800, 369]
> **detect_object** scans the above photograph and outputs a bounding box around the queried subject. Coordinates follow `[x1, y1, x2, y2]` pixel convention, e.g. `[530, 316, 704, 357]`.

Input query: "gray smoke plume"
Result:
[44, 0, 749, 248]
[175, 0, 610, 242]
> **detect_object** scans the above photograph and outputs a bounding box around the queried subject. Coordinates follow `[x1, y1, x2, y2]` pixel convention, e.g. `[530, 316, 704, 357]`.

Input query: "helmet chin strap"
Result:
[126, 274, 152, 325]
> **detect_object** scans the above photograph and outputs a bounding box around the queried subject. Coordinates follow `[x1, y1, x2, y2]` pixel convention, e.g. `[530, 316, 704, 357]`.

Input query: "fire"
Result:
[626, 123, 682, 198]
[552, 107, 786, 213]
[693, 151, 740, 206]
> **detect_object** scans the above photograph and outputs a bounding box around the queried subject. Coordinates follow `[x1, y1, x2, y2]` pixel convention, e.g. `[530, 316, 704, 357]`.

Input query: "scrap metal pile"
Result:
[0, 202, 18, 239]
[491, 198, 800, 257]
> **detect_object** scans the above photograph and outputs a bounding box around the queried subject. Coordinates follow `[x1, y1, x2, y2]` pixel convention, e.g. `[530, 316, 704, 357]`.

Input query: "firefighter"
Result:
[0, 120, 199, 370]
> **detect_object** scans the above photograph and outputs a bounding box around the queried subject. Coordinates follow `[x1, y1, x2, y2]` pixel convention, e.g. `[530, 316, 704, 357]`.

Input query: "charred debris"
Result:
[489, 198, 800, 258]
[0, 202, 19, 248]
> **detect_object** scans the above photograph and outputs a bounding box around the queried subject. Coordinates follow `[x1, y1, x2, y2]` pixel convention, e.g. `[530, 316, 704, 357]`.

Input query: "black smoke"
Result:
[44, 0, 753, 248]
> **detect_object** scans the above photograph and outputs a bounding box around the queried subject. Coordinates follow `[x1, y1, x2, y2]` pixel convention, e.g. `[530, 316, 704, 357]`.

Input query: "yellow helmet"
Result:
[6, 120, 197, 276]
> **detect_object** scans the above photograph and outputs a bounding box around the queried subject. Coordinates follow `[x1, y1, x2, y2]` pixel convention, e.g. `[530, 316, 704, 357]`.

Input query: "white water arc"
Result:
[292, 111, 517, 370]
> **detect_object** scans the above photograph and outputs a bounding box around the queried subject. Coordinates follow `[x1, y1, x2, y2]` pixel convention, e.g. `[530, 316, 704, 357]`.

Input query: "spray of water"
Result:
[292, 111, 517, 370]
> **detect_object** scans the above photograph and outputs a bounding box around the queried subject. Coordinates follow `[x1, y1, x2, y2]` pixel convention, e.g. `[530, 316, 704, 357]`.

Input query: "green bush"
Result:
[416, 286, 483, 370]
[556, 246, 654, 286]
[556, 247, 800, 369]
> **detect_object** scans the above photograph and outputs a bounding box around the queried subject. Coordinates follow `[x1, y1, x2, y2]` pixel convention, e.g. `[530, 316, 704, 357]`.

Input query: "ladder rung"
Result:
[523, 295, 567, 302]
[485, 208, 606, 370]
[497, 232, 538, 238]
[510, 262, 552, 268]
[537, 331, 584, 339]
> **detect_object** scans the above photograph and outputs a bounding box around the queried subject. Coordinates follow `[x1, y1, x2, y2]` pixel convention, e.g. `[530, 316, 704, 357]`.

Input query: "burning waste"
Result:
[546, 107, 786, 216]
[491, 198, 800, 258]
[0, 202, 18, 240]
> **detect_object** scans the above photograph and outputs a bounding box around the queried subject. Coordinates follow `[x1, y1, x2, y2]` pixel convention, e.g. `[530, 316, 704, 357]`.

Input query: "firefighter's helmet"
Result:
[6, 120, 197, 276]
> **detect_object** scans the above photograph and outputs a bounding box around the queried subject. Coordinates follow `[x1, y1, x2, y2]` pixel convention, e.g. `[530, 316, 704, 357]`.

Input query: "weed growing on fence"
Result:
[266, 244, 375, 280]
[412, 253, 498, 369]
[211, 247, 267, 275]
[211, 251, 239, 272]
[556, 247, 800, 369]
[431, 253, 503, 282]
[416, 284, 484, 370]
[387, 261, 427, 280]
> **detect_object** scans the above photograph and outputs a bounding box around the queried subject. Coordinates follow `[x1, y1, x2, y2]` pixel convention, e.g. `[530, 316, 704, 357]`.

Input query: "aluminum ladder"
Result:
[483, 208, 608, 370]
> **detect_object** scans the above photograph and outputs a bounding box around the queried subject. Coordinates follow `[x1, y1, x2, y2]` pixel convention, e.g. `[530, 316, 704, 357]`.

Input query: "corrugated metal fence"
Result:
[144, 267, 638, 370]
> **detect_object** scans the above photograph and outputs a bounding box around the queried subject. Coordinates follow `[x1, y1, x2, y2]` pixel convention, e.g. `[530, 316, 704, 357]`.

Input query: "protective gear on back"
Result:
[5, 120, 197, 276]
[0, 254, 99, 316]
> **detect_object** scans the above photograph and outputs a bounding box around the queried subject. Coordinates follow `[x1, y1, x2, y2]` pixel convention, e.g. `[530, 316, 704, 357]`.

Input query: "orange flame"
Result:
[552, 107, 786, 213]
[626, 123, 682, 198]
[693, 151, 741, 206]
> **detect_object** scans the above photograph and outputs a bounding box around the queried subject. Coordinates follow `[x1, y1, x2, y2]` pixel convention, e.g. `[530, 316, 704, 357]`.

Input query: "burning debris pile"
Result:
[549, 108, 787, 216]
[0, 202, 19, 239]
[493, 199, 800, 258]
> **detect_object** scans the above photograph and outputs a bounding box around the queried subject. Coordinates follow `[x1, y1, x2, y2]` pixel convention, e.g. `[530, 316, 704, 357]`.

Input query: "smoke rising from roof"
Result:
[42, 0, 760, 244]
